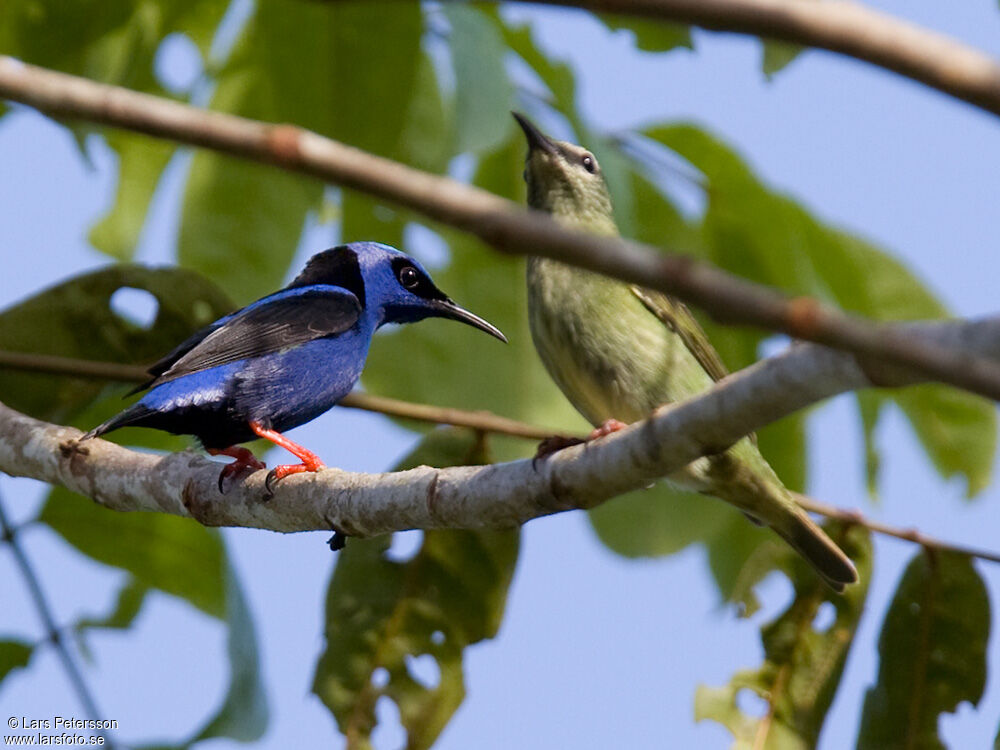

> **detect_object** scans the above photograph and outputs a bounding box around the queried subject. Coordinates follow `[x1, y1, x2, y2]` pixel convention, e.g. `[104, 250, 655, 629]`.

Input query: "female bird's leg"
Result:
[249, 421, 326, 497]
[533, 418, 630, 465]
[207, 446, 267, 493]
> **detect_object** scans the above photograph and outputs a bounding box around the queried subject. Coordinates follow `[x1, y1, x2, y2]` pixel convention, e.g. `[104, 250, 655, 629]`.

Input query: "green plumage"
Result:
[514, 113, 856, 590]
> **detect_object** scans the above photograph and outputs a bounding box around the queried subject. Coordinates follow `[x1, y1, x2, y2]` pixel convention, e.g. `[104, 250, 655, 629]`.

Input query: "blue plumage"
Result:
[84, 242, 506, 494]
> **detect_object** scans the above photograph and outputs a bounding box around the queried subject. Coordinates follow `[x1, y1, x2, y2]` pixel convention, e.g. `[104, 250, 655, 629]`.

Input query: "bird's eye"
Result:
[398, 265, 420, 289]
[581, 155, 595, 173]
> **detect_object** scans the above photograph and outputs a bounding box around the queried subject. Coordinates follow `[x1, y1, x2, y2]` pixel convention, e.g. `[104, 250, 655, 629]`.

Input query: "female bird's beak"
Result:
[431, 299, 508, 343]
[512, 112, 558, 156]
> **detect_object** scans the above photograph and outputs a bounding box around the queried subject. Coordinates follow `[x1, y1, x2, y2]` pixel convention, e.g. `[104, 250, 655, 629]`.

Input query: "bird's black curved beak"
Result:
[432, 299, 508, 343]
[512, 111, 558, 156]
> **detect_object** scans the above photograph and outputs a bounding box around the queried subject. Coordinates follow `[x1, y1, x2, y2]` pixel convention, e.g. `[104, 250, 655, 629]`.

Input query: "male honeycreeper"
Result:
[513, 112, 857, 590]
[83, 242, 506, 496]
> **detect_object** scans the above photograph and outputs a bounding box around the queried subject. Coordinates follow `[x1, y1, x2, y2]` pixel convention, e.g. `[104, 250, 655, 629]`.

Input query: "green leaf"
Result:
[444, 5, 514, 154]
[0, 264, 233, 425]
[762, 41, 803, 78]
[75, 577, 148, 642]
[313, 429, 519, 750]
[40, 488, 226, 618]
[598, 15, 692, 53]
[178, 0, 423, 302]
[857, 552, 990, 750]
[698, 523, 873, 747]
[189, 565, 268, 744]
[642, 123, 997, 496]
[89, 132, 175, 260]
[0, 639, 33, 689]
[894, 385, 996, 497]
[40, 489, 267, 745]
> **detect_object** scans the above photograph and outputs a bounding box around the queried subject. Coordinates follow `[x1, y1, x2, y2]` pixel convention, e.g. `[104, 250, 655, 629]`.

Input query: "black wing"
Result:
[144, 287, 362, 389]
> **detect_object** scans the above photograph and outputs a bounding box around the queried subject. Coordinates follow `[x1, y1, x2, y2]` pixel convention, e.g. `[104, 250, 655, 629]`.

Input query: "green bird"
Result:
[513, 112, 857, 591]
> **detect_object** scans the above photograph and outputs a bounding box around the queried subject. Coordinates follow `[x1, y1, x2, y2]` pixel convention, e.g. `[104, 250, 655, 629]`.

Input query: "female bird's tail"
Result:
[768, 504, 858, 592]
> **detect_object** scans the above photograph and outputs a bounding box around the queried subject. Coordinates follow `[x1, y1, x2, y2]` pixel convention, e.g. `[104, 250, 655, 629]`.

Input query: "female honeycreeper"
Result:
[82, 242, 507, 495]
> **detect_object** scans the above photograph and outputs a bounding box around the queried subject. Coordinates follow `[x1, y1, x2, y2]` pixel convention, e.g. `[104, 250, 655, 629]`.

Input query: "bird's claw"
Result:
[263, 468, 279, 499]
[532, 435, 585, 468]
[262, 460, 327, 500]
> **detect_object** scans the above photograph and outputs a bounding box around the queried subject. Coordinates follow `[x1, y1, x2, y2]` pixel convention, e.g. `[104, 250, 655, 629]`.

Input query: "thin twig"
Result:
[2, 59, 1000, 401]
[0, 349, 572, 441]
[0, 492, 117, 748]
[794, 494, 1000, 565]
[482, 0, 1000, 118]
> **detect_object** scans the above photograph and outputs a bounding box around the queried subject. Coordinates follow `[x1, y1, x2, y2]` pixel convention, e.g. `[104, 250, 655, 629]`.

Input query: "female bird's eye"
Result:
[581, 155, 595, 173]
[398, 265, 420, 289]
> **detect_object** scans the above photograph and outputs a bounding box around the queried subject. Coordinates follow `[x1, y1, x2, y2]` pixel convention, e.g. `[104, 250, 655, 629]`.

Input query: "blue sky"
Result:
[3, 1, 1000, 747]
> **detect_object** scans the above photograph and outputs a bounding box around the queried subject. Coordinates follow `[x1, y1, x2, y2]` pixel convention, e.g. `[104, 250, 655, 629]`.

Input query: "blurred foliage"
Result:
[697, 522, 872, 748]
[312, 429, 519, 750]
[1, 1, 997, 747]
[857, 552, 990, 750]
[0, 639, 33, 688]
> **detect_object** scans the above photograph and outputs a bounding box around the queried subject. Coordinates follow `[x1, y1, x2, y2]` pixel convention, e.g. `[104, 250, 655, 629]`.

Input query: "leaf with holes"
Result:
[312, 429, 519, 750]
[0, 264, 232, 426]
[697, 522, 872, 747]
[857, 552, 989, 750]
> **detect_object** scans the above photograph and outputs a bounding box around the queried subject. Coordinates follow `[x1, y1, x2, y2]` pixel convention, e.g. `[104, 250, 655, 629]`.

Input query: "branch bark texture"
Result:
[2, 57, 1000, 401]
[3, 318, 997, 538]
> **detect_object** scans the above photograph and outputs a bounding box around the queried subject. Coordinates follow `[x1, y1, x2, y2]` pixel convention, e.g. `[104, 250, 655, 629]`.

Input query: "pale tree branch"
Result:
[2, 318, 998, 550]
[2, 57, 1000, 400]
[484, 0, 1000, 118]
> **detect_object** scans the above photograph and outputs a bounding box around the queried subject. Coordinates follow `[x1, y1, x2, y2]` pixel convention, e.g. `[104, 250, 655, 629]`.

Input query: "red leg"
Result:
[249, 421, 326, 497]
[208, 446, 266, 493]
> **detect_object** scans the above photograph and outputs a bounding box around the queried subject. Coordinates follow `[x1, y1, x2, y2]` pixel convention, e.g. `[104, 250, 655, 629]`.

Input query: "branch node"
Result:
[786, 296, 824, 339]
[266, 124, 304, 167]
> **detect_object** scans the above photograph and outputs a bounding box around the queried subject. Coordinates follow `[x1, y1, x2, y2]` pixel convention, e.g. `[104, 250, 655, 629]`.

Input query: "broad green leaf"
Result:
[858, 552, 990, 750]
[0, 264, 232, 425]
[444, 5, 514, 154]
[598, 15, 692, 52]
[89, 132, 175, 260]
[179, 0, 423, 302]
[313, 428, 519, 750]
[642, 123, 996, 496]
[698, 523, 872, 747]
[40, 488, 226, 618]
[0, 639, 33, 688]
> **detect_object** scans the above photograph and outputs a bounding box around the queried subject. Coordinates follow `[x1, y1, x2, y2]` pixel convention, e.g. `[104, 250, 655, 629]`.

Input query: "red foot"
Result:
[588, 419, 628, 441]
[208, 446, 266, 493]
[249, 421, 326, 498]
[533, 419, 630, 467]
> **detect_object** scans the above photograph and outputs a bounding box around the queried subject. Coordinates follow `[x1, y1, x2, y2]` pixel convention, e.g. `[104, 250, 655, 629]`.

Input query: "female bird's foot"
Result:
[588, 419, 628, 440]
[249, 421, 327, 499]
[532, 419, 630, 466]
[208, 446, 267, 493]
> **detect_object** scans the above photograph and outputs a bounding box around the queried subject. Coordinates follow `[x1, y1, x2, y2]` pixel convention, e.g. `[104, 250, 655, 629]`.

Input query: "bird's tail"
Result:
[767, 503, 857, 592]
[708, 457, 857, 591]
[80, 404, 155, 442]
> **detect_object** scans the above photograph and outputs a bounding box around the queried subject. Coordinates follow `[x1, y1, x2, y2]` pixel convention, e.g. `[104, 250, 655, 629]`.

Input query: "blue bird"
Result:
[83, 242, 506, 498]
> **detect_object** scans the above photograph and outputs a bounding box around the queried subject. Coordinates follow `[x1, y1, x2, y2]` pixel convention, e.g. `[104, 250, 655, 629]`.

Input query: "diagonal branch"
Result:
[2, 317, 998, 545]
[3, 57, 1000, 400]
[486, 0, 1000, 118]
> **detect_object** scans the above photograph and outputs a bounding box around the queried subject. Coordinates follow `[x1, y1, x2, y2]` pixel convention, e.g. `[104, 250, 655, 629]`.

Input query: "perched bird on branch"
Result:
[83, 242, 506, 498]
[513, 112, 856, 591]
